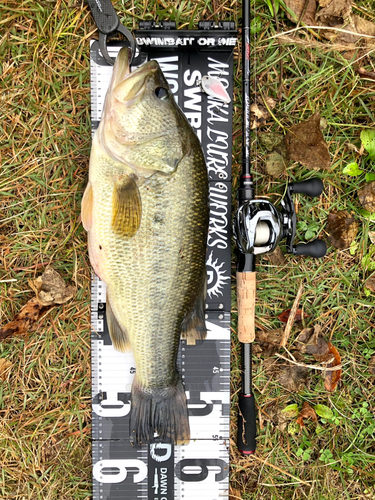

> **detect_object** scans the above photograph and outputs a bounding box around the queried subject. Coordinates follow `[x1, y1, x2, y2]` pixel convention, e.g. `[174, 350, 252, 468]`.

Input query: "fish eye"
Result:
[155, 87, 169, 100]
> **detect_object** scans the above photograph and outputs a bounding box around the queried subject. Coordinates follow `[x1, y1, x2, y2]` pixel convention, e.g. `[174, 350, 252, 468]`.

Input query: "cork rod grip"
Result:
[236, 271, 256, 343]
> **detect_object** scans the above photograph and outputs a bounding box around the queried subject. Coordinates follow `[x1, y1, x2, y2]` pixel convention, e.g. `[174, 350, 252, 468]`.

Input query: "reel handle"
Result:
[293, 239, 327, 258]
[290, 178, 323, 198]
[237, 394, 256, 454]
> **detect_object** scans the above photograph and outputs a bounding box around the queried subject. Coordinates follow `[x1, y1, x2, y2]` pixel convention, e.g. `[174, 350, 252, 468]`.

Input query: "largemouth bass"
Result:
[82, 48, 209, 446]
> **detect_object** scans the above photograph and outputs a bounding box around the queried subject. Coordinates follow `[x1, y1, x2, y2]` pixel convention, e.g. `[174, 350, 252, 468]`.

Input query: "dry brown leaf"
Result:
[353, 14, 375, 37]
[306, 335, 341, 391]
[306, 335, 330, 359]
[285, 112, 331, 170]
[285, 0, 317, 24]
[325, 210, 359, 249]
[296, 401, 318, 429]
[0, 358, 12, 381]
[277, 365, 309, 392]
[262, 404, 292, 431]
[316, 0, 352, 25]
[257, 328, 284, 345]
[256, 329, 283, 358]
[0, 267, 75, 342]
[295, 325, 321, 353]
[30, 266, 75, 306]
[365, 275, 375, 293]
[278, 308, 309, 323]
[358, 182, 375, 213]
[323, 342, 342, 392]
[283, 0, 375, 59]
[250, 97, 276, 129]
[0, 297, 48, 342]
[267, 246, 287, 266]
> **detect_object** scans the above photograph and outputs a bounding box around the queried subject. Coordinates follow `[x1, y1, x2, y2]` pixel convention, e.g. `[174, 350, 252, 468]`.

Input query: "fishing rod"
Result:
[233, 1, 327, 455]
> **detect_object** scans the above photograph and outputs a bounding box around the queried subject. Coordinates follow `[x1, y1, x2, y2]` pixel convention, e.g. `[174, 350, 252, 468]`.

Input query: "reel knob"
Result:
[293, 239, 327, 258]
[290, 178, 323, 198]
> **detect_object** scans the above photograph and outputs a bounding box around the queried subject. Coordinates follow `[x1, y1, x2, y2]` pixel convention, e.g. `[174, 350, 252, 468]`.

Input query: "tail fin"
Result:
[129, 376, 190, 446]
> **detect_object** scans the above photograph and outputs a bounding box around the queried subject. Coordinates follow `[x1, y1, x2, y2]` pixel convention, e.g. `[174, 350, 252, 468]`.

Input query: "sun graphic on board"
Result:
[206, 251, 230, 298]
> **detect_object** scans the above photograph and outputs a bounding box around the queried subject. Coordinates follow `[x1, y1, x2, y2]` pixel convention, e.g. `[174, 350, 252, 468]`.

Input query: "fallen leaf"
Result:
[365, 274, 375, 293]
[0, 267, 75, 342]
[281, 403, 299, 418]
[277, 365, 309, 392]
[285, 112, 331, 170]
[353, 14, 375, 38]
[316, 0, 352, 25]
[252, 343, 263, 355]
[307, 335, 330, 359]
[361, 130, 375, 159]
[0, 358, 12, 381]
[250, 96, 276, 129]
[262, 403, 293, 431]
[323, 342, 342, 392]
[284, 0, 317, 24]
[284, 0, 375, 59]
[295, 325, 321, 353]
[30, 266, 75, 306]
[296, 401, 318, 429]
[325, 210, 359, 249]
[0, 297, 48, 342]
[314, 404, 333, 420]
[256, 329, 283, 358]
[278, 309, 309, 323]
[257, 328, 284, 345]
[267, 246, 287, 266]
[306, 336, 341, 391]
[368, 231, 375, 245]
[358, 182, 375, 213]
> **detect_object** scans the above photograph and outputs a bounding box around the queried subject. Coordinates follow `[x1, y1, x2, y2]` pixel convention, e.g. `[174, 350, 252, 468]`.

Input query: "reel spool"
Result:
[233, 178, 327, 259]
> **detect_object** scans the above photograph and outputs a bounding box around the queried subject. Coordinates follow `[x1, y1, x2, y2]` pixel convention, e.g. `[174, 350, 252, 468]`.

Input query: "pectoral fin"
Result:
[112, 176, 141, 237]
[181, 273, 207, 346]
[107, 294, 131, 353]
[81, 182, 93, 231]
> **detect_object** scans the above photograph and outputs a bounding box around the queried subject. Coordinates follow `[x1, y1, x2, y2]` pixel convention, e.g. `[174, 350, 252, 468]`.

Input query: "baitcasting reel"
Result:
[233, 178, 327, 259]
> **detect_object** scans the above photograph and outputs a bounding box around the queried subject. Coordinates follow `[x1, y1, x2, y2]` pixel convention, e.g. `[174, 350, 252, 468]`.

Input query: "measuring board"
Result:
[90, 24, 236, 500]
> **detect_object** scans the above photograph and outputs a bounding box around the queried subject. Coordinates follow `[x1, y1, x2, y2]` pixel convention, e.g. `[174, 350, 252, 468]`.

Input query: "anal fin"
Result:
[181, 274, 207, 346]
[107, 294, 131, 353]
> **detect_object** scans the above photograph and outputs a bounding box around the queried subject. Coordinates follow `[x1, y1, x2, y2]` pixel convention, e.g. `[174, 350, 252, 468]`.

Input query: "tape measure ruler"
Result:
[90, 24, 237, 500]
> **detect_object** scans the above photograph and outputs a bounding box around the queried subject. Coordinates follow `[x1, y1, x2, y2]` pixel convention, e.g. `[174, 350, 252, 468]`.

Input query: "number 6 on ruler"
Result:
[93, 459, 147, 484]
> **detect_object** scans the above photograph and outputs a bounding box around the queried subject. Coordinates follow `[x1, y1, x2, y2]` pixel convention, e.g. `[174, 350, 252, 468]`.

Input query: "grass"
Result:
[0, 0, 375, 499]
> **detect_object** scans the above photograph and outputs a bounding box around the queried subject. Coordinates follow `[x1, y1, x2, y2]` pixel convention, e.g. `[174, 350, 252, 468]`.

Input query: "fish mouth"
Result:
[111, 48, 159, 103]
